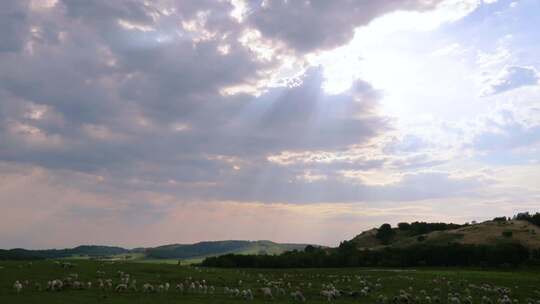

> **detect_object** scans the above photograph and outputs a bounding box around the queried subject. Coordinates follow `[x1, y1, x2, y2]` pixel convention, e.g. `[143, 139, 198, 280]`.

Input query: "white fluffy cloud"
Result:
[483, 66, 539, 96]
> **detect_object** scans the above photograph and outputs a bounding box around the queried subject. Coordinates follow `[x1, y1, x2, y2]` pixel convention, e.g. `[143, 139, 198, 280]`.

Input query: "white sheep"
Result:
[176, 282, 184, 293]
[13, 280, 23, 293]
[291, 290, 306, 302]
[260, 287, 273, 299]
[321, 290, 333, 301]
[143, 283, 155, 293]
[115, 283, 128, 292]
[104, 279, 113, 290]
[129, 279, 137, 291]
[50, 279, 63, 291]
[242, 289, 254, 300]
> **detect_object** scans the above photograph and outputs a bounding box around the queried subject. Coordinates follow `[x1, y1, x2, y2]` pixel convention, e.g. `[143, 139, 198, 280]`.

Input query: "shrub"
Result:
[398, 222, 411, 230]
[502, 230, 513, 238]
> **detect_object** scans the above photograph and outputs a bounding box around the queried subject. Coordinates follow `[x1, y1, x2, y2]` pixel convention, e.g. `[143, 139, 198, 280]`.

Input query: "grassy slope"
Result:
[1, 260, 540, 303]
[66, 241, 311, 264]
[351, 220, 540, 250]
[143, 240, 310, 260]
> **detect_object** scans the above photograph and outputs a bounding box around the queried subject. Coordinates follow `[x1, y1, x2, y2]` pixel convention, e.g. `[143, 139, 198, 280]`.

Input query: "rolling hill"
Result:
[144, 240, 310, 259]
[350, 220, 540, 250]
[0, 241, 311, 262]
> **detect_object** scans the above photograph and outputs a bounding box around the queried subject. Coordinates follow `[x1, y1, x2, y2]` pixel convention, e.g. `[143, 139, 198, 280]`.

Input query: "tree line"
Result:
[201, 242, 539, 268]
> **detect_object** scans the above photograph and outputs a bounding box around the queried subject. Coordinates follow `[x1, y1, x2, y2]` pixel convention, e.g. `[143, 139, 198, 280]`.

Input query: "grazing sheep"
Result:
[115, 283, 128, 292]
[176, 283, 184, 293]
[242, 289, 254, 300]
[322, 290, 337, 301]
[500, 295, 513, 304]
[13, 280, 23, 293]
[50, 279, 63, 291]
[129, 280, 138, 292]
[97, 279, 105, 290]
[143, 283, 155, 293]
[73, 281, 84, 290]
[260, 287, 273, 299]
[291, 290, 306, 302]
[449, 296, 461, 304]
[360, 286, 370, 296]
[61, 262, 75, 269]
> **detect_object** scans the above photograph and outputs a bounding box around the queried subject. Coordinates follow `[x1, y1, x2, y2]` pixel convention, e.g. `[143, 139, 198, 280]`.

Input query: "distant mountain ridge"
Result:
[0, 240, 312, 261]
[0, 245, 129, 260]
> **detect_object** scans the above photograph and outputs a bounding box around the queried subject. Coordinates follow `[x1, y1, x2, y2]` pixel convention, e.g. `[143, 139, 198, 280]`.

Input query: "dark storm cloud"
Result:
[0, 0, 479, 205]
[0, 0, 30, 53]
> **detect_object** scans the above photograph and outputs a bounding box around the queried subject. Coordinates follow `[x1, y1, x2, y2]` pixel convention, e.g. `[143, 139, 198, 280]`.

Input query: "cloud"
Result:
[483, 66, 539, 95]
[0, 162, 502, 248]
[246, 0, 444, 53]
[1, 0, 538, 248]
[0, 0, 30, 53]
[0, 0, 393, 208]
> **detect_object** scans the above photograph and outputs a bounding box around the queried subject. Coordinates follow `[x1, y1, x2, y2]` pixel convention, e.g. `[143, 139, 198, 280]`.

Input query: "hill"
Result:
[0, 245, 129, 260]
[202, 214, 540, 268]
[350, 220, 540, 250]
[0, 241, 311, 262]
[144, 240, 310, 259]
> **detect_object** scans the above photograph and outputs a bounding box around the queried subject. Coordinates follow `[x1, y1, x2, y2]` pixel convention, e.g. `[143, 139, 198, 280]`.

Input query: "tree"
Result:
[304, 245, 317, 253]
[398, 222, 411, 230]
[376, 224, 395, 245]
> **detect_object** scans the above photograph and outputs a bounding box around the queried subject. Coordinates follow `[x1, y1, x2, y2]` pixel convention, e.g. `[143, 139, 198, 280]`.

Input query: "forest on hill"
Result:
[202, 212, 540, 268]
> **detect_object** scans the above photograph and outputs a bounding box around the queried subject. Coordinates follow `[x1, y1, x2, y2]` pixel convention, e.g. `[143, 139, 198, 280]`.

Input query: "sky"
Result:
[1, 0, 539, 249]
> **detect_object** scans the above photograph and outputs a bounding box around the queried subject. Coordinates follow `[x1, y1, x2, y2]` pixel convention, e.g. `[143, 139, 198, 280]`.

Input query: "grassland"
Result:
[1, 260, 540, 303]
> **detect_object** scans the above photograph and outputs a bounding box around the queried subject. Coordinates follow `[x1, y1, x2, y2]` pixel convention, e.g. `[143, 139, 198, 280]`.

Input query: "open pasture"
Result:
[1, 260, 540, 304]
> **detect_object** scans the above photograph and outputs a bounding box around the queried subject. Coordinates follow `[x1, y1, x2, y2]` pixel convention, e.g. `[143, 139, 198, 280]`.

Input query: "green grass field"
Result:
[1, 260, 540, 303]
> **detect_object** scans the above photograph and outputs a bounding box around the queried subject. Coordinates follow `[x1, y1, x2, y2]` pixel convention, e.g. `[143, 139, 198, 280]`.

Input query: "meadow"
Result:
[1, 260, 540, 304]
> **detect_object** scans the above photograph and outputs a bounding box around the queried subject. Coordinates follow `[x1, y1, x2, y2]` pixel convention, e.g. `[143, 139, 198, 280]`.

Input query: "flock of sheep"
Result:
[7, 262, 540, 304]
